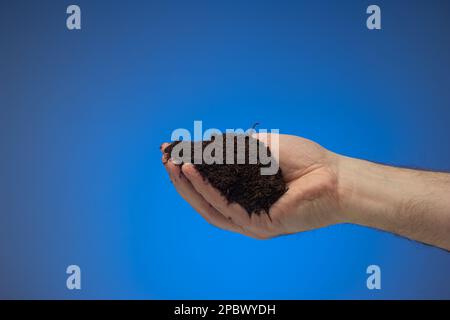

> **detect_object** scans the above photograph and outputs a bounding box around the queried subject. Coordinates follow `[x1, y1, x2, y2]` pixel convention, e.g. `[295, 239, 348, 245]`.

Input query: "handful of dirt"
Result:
[164, 134, 287, 216]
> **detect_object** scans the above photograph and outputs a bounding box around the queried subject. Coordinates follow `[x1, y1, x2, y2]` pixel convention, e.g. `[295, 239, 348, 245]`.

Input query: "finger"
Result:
[247, 211, 277, 239]
[181, 163, 252, 227]
[160, 142, 170, 153]
[161, 152, 169, 165]
[163, 159, 241, 233]
[161, 142, 171, 164]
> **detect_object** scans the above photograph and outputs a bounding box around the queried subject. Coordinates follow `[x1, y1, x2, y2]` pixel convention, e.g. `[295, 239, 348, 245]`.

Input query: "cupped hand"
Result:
[161, 134, 344, 239]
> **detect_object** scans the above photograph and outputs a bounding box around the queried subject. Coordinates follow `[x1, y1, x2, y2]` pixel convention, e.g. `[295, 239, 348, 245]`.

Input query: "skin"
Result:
[161, 134, 450, 251]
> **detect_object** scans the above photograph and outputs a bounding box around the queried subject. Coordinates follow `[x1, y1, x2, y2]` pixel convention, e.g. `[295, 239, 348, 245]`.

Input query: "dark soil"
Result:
[163, 134, 287, 216]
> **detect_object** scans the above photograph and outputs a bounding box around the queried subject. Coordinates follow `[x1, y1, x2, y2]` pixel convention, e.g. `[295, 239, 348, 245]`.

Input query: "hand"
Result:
[161, 134, 344, 239]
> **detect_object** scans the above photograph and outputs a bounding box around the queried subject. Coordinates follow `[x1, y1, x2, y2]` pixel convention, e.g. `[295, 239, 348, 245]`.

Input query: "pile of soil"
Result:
[164, 134, 287, 216]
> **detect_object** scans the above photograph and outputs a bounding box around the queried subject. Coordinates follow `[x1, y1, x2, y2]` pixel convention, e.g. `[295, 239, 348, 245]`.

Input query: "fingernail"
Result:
[170, 158, 183, 165]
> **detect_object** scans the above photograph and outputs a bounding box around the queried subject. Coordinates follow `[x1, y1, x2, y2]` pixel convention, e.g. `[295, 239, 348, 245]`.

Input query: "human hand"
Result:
[161, 134, 344, 239]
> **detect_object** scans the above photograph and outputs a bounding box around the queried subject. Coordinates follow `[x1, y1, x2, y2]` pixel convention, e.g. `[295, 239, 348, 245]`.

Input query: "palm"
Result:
[265, 134, 341, 235]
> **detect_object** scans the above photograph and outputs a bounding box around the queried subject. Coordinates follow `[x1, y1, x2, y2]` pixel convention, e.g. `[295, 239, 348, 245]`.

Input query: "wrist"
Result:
[335, 155, 404, 227]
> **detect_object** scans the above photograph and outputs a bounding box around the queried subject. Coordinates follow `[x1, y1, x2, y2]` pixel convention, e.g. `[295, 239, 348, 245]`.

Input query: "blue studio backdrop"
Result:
[1, 0, 450, 299]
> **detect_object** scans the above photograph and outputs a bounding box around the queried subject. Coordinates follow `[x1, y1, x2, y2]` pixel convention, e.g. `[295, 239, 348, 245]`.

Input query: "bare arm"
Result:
[162, 134, 450, 251]
[338, 156, 450, 250]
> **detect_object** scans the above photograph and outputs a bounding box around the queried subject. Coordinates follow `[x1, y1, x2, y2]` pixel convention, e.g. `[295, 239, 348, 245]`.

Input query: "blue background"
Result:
[1, 0, 450, 299]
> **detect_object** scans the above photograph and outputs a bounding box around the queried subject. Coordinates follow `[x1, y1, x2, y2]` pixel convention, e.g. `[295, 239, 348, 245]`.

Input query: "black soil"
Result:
[164, 134, 287, 216]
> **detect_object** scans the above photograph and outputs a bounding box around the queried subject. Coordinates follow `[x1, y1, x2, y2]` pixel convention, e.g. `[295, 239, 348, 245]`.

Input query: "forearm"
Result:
[337, 155, 450, 250]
